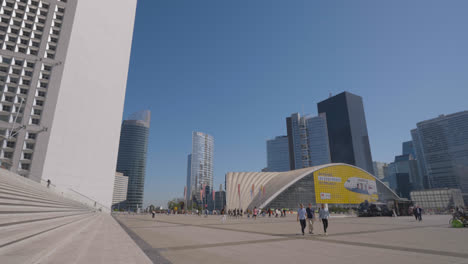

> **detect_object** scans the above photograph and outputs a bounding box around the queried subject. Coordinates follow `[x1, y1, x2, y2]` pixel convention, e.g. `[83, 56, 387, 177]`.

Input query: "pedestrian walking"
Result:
[151, 210, 156, 219]
[413, 207, 418, 220]
[47, 179, 51, 188]
[253, 207, 258, 220]
[319, 204, 329, 235]
[416, 206, 423, 221]
[297, 204, 307, 236]
[306, 203, 315, 234]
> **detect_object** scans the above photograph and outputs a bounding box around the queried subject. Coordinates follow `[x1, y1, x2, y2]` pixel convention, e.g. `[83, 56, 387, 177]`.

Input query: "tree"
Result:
[167, 198, 184, 210]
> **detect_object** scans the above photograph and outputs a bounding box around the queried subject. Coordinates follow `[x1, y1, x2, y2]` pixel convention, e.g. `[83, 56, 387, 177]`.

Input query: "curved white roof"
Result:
[225, 163, 400, 210]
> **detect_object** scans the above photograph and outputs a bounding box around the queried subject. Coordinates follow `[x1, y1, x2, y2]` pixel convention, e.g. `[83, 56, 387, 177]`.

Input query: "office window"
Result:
[21, 163, 30, 170]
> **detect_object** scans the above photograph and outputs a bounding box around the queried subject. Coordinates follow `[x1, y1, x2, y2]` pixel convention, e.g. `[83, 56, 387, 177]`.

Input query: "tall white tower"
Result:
[189, 131, 214, 200]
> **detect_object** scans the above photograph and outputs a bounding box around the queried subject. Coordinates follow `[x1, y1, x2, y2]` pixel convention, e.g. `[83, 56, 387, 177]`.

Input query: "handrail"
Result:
[68, 188, 111, 212]
[0, 168, 110, 213]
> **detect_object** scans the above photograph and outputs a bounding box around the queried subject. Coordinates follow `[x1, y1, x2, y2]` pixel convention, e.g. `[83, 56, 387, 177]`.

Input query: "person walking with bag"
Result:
[319, 204, 329, 236]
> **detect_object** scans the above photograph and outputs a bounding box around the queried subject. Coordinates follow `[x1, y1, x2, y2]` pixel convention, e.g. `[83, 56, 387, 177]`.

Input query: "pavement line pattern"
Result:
[114, 216, 172, 264]
[158, 237, 294, 252]
[148, 218, 447, 239]
[128, 218, 468, 259]
[311, 237, 468, 259]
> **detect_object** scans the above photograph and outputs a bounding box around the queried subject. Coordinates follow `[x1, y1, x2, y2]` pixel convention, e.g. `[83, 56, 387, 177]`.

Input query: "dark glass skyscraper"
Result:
[266, 136, 290, 172]
[317, 92, 374, 174]
[411, 111, 468, 204]
[286, 113, 330, 170]
[116, 110, 151, 211]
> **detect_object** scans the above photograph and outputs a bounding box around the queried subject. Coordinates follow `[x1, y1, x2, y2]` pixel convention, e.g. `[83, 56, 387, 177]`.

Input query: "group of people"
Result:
[227, 208, 244, 218]
[297, 203, 329, 236]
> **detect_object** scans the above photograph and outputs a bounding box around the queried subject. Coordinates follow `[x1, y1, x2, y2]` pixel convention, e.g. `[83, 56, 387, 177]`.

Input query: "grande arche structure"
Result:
[226, 163, 400, 211]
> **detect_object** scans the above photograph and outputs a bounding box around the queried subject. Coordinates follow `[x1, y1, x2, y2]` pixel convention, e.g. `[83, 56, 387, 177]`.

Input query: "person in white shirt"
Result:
[297, 204, 307, 236]
[318, 204, 329, 235]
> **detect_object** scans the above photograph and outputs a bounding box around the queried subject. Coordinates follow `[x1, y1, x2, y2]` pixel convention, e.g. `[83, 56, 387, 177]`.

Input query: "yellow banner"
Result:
[314, 165, 378, 204]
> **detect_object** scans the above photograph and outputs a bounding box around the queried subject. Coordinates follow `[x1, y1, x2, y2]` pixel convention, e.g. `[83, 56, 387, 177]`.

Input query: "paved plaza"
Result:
[114, 213, 468, 264]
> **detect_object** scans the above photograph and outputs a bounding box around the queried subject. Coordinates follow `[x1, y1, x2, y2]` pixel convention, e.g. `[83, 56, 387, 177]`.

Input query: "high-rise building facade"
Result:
[402, 141, 415, 157]
[266, 136, 290, 172]
[0, 0, 137, 209]
[411, 128, 428, 188]
[0, 0, 79, 178]
[116, 111, 151, 211]
[411, 111, 468, 204]
[317, 91, 374, 174]
[189, 131, 214, 199]
[112, 172, 128, 209]
[372, 161, 387, 180]
[286, 113, 330, 170]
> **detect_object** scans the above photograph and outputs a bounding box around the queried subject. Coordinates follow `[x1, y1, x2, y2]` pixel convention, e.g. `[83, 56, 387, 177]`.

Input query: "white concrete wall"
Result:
[41, 0, 137, 209]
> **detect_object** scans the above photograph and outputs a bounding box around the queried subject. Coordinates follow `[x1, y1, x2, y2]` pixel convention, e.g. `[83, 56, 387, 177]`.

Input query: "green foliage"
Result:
[167, 198, 184, 210]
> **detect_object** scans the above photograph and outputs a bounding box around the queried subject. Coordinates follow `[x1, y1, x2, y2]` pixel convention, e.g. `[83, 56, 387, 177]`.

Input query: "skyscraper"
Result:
[411, 111, 468, 203]
[411, 128, 429, 188]
[317, 92, 374, 174]
[266, 136, 290, 172]
[286, 113, 330, 170]
[189, 132, 214, 200]
[0, 0, 137, 209]
[116, 111, 151, 211]
[386, 153, 422, 194]
[112, 172, 128, 209]
[372, 161, 387, 180]
[402, 141, 415, 157]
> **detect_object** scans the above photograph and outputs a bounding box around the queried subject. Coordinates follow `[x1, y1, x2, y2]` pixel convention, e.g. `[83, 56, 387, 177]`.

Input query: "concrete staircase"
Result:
[0, 170, 152, 264]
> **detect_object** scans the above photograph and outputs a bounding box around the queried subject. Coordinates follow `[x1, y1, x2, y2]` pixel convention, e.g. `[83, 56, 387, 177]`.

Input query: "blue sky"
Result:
[123, 0, 468, 207]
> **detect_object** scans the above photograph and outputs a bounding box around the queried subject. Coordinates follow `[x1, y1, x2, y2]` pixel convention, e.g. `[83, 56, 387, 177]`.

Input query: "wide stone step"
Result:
[0, 198, 84, 210]
[0, 214, 152, 264]
[0, 213, 99, 264]
[0, 185, 77, 207]
[0, 184, 79, 206]
[0, 211, 89, 226]
[0, 205, 90, 214]
[0, 193, 85, 209]
[0, 213, 95, 248]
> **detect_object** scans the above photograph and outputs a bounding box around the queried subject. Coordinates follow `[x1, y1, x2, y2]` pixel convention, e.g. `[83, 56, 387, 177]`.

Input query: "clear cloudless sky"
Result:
[122, 0, 468, 207]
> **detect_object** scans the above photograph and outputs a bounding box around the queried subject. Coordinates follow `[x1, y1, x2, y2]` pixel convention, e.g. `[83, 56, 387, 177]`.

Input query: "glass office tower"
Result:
[317, 92, 374, 174]
[189, 131, 214, 199]
[411, 111, 468, 204]
[116, 110, 150, 211]
[286, 113, 330, 170]
[266, 136, 290, 172]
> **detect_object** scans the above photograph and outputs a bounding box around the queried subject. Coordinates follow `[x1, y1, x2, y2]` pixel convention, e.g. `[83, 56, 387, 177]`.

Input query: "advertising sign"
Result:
[314, 165, 378, 204]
